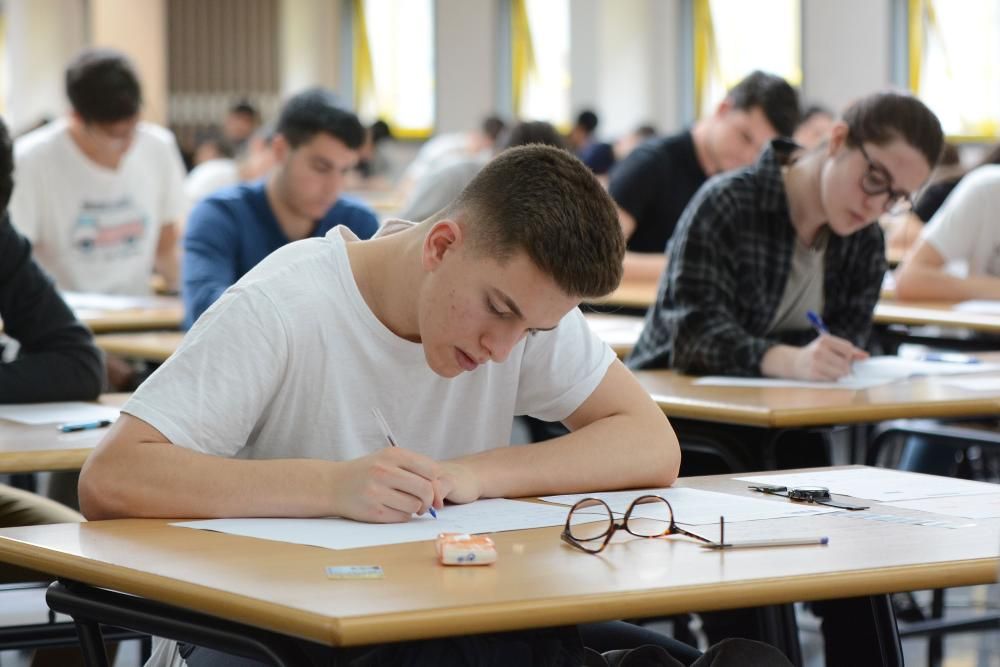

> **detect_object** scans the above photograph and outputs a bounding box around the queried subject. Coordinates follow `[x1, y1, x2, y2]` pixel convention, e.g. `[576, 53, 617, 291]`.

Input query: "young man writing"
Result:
[80, 144, 682, 665]
[182, 88, 378, 327]
[609, 71, 800, 281]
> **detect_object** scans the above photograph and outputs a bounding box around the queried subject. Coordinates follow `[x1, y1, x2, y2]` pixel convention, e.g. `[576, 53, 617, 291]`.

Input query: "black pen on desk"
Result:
[58, 419, 112, 433]
[371, 407, 438, 518]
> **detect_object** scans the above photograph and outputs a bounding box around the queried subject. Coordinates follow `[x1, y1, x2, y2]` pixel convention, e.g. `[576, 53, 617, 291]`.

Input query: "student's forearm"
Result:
[895, 266, 1000, 301]
[155, 248, 180, 291]
[454, 406, 678, 500]
[622, 252, 668, 282]
[760, 344, 798, 378]
[80, 430, 344, 520]
[0, 349, 104, 403]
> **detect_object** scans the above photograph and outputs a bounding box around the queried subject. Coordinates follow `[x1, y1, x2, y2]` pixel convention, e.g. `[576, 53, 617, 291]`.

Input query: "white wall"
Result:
[279, 0, 342, 98]
[801, 0, 895, 114]
[435, 0, 498, 134]
[3, 0, 86, 135]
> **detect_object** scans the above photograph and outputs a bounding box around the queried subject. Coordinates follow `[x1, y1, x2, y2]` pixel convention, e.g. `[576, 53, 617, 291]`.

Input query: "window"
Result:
[908, 0, 1000, 139]
[693, 0, 801, 116]
[510, 0, 570, 128]
[353, 0, 435, 138]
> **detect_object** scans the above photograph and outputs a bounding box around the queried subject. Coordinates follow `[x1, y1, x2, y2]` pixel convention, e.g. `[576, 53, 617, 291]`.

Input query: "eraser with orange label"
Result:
[435, 533, 497, 565]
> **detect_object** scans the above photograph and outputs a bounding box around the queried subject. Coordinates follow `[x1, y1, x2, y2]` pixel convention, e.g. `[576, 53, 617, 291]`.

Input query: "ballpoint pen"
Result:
[806, 310, 829, 335]
[58, 419, 112, 433]
[371, 407, 438, 518]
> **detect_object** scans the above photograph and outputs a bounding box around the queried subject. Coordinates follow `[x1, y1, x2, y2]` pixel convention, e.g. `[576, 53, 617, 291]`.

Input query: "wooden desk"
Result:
[0, 469, 994, 652]
[875, 300, 1000, 336]
[587, 280, 658, 311]
[93, 331, 184, 363]
[63, 293, 184, 334]
[585, 313, 643, 358]
[0, 395, 128, 474]
[635, 369, 1000, 429]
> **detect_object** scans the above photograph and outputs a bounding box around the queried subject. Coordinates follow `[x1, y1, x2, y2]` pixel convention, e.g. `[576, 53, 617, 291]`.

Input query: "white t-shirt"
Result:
[125, 220, 614, 466]
[922, 164, 1000, 277]
[10, 119, 187, 295]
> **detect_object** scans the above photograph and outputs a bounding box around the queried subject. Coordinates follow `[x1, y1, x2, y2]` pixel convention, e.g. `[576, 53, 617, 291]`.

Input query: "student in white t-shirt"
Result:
[9, 48, 186, 296]
[80, 146, 688, 665]
[895, 164, 1000, 301]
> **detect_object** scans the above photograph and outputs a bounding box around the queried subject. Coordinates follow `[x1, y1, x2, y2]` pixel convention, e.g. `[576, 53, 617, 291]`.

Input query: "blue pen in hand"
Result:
[58, 419, 112, 433]
[806, 310, 829, 336]
[371, 407, 438, 518]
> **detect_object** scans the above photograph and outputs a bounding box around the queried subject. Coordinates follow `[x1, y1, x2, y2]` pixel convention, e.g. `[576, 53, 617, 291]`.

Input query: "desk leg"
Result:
[47, 580, 313, 667]
[73, 618, 109, 667]
[870, 594, 904, 667]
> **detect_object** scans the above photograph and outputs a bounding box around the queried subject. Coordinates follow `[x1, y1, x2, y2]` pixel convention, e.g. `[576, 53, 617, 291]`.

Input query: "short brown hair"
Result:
[843, 91, 944, 168]
[443, 145, 624, 298]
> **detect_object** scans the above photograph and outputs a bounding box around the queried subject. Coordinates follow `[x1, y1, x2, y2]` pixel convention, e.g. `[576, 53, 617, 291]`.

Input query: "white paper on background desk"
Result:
[173, 498, 572, 550]
[695, 355, 1000, 391]
[539, 487, 838, 525]
[884, 493, 1000, 519]
[693, 376, 889, 390]
[942, 376, 1000, 392]
[954, 299, 1000, 315]
[0, 402, 120, 425]
[737, 468, 1000, 502]
[63, 292, 166, 311]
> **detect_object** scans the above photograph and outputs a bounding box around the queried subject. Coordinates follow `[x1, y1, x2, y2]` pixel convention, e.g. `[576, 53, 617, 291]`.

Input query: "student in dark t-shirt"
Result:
[609, 71, 800, 281]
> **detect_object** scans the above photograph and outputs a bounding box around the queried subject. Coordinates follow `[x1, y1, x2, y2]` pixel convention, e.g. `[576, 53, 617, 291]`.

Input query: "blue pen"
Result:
[58, 419, 112, 433]
[371, 407, 438, 518]
[923, 351, 980, 364]
[806, 310, 829, 335]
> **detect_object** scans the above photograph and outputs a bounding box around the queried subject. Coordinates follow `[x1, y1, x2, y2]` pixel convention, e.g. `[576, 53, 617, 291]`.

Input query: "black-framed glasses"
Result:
[856, 142, 914, 215]
[561, 495, 716, 554]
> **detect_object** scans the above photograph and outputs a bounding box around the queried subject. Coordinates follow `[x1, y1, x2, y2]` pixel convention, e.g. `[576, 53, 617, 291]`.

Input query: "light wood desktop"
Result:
[94, 331, 184, 363]
[634, 368, 1000, 429]
[586, 280, 658, 311]
[0, 469, 994, 649]
[584, 313, 643, 358]
[874, 300, 1000, 336]
[68, 296, 184, 334]
[0, 395, 127, 474]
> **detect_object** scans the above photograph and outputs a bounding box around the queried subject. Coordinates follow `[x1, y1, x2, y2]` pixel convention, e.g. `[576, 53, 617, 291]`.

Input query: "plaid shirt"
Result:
[627, 139, 886, 376]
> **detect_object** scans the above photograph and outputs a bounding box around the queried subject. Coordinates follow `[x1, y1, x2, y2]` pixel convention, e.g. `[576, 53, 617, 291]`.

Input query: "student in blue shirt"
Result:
[182, 88, 378, 328]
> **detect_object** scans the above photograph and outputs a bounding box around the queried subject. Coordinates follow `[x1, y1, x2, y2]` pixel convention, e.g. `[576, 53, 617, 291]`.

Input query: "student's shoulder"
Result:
[953, 164, 1000, 199]
[135, 122, 181, 148]
[13, 120, 69, 165]
[188, 182, 262, 227]
[326, 196, 378, 231]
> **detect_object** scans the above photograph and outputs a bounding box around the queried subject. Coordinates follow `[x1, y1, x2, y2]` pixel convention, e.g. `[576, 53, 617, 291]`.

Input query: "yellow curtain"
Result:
[353, 0, 376, 116]
[692, 0, 719, 118]
[510, 0, 537, 118]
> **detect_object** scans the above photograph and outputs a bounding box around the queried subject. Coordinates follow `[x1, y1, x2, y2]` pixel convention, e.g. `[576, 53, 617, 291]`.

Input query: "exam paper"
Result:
[173, 498, 571, 550]
[0, 402, 120, 426]
[954, 300, 1000, 315]
[694, 355, 1000, 390]
[885, 493, 1000, 519]
[942, 376, 1000, 392]
[540, 487, 838, 525]
[737, 468, 1000, 502]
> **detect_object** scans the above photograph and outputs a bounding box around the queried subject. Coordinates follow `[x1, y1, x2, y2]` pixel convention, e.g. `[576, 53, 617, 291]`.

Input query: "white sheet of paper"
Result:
[954, 300, 1000, 315]
[693, 376, 889, 390]
[173, 498, 571, 550]
[942, 376, 1000, 392]
[737, 468, 999, 502]
[694, 355, 1000, 391]
[540, 487, 838, 525]
[885, 493, 1000, 519]
[63, 292, 172, 311]
[0, 403, 120, 426]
